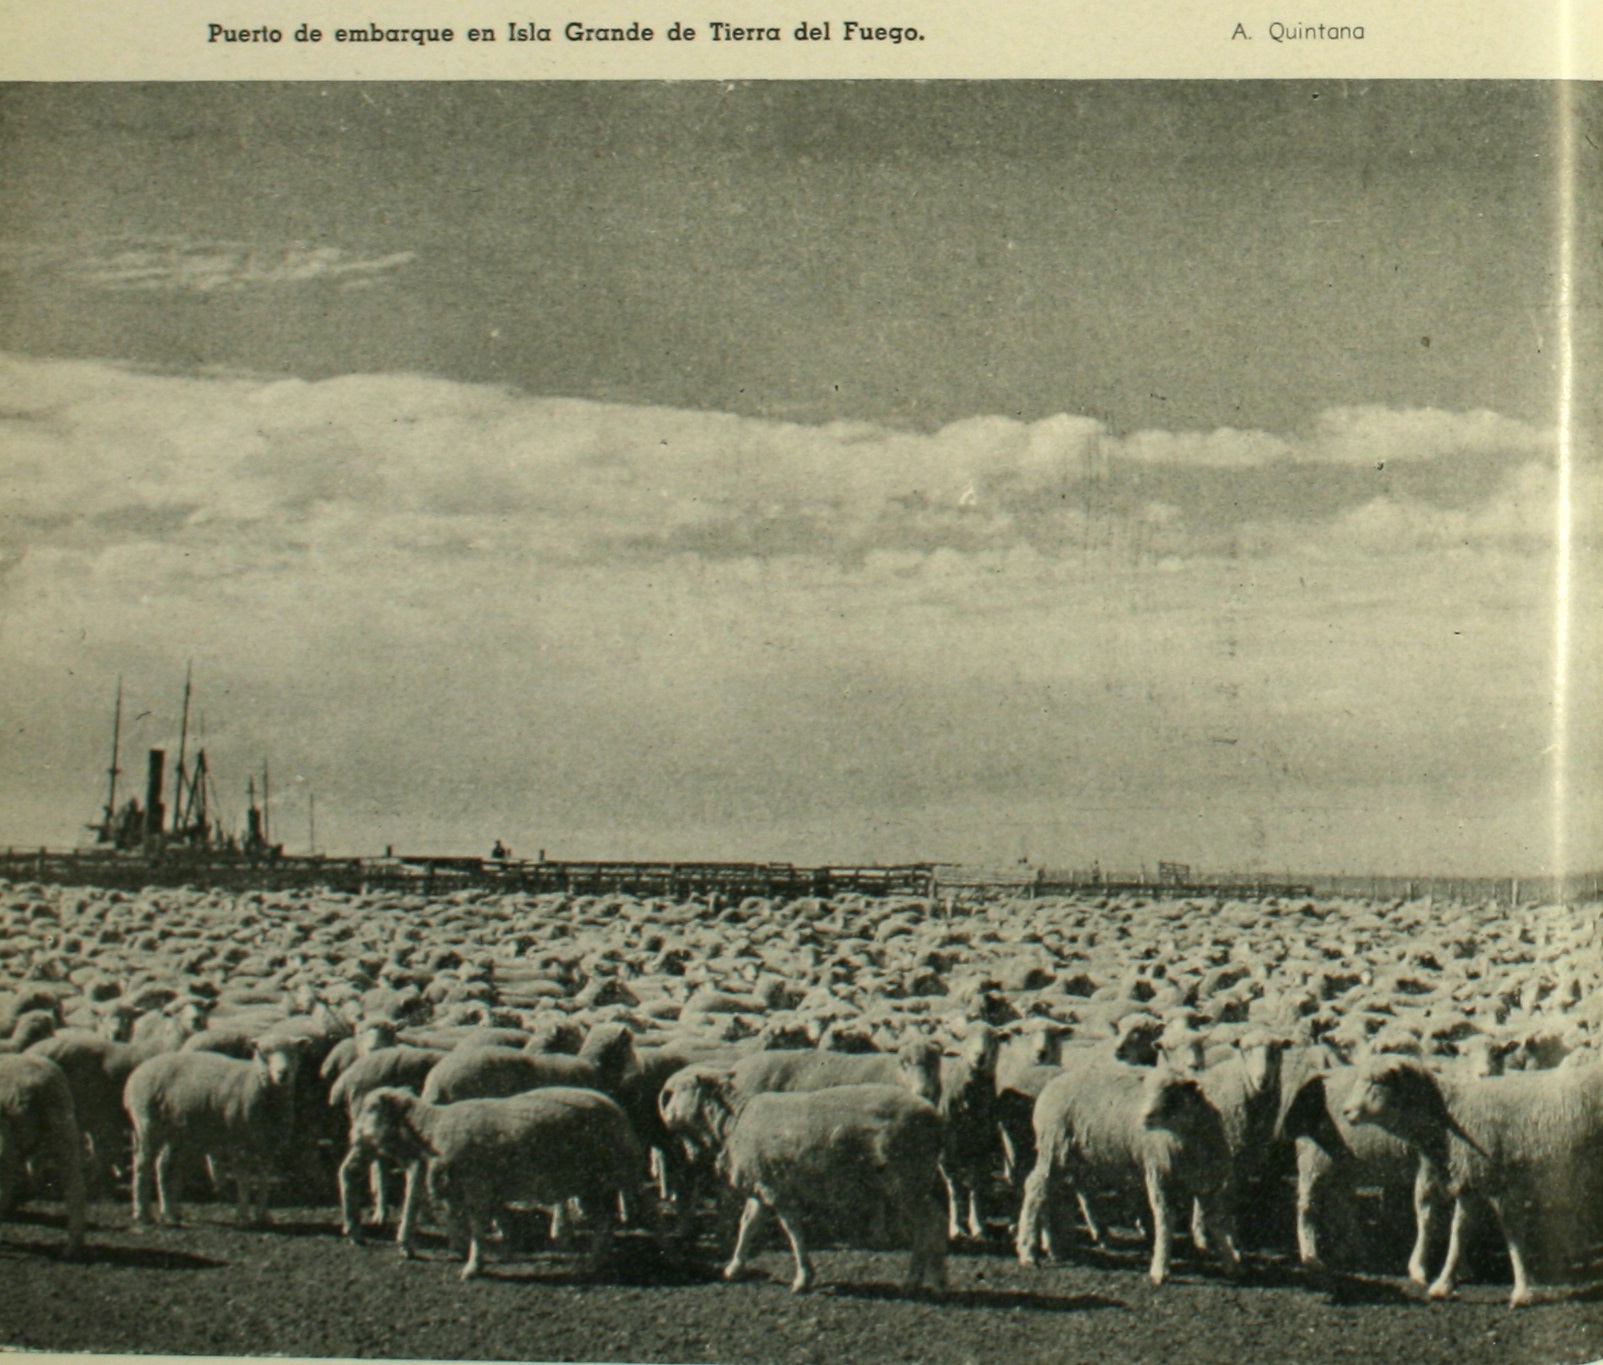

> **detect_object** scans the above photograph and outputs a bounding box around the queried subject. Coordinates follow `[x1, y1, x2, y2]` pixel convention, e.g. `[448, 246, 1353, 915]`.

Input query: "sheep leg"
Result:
[998, 1123, 1020, 1188]
[1490, 1196, 1537, 1308]
[0, 1147, 16, 1242]
[1196, 1187, 1241, 1278]
[1190, 1196, 1210, 1253]
[549, 1200, 574, 1245]
[396, 1160, 425, 1258]
[369, 1158, 390, 1226]
[723, 1196, 769, 1281]
[337, 1147, 367, 1238]
[906, 1192, 949, 1292]
[585, 1197, 615, 1275]
[940, 1162, 965, 1241]
[50, 1111, 86, 1256]
[1427, 1198, 1469, 1300]
[1075, 1189, 1105, 1247]
[1294, 1154, 1323, 1269]
[1014, 1158, 1053, 1266]
[154, 1143, 180, 1225]
[773, 1205, 814, 1293]
[1145, 1169, 1175, 1286]
[964, 1178, 985, 1241]
[1408, 1161, 1446, 1287]
[130, 1134, 158, 1226]
[460, 1209, 489, 1280]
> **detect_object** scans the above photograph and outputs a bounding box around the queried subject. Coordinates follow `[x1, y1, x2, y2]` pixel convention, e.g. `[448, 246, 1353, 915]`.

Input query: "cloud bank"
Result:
[0, 353, 1593, 873]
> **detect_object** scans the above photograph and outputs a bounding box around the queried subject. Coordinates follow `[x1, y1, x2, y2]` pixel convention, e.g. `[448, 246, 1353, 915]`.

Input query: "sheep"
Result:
[0, 1011, 59, 1054]
[127, 997, 211, 1062]
[0, 1053, 86, 1256]
[1191, 1030, 1291, 1250]
[419, 1045, 601, 1105]
[27, 1031, 141, 1191]
[1275, 1056, 1446, 1282]
[659, 1067, 947, 1294]
[123, 1038, 303, 1226]
[348, 1085, 645, 1279]
[523, 1017, 588, 1055]
[319, 1018, 399, 1085]
[0, 987, 64, 1038]
[575, 1024, 690, 1206]
[330, 1045, 447, 1237]
[937, 1021, 1002, 1241]
[1015, 1058, 1239, 1286]
[1342, 1053, 1603, 1306]
[994, 1015, 1169, 1204]
[729, 1037, 943, 1107]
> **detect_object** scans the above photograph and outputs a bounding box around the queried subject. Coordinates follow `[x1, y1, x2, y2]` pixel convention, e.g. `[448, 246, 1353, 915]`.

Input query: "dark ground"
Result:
[3, 1201, 1602, 1365]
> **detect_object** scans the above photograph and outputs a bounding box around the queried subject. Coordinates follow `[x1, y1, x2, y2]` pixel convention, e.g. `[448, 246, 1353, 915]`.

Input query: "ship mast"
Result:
[99, 677, 124, 842]
[172, 661, 193, 832]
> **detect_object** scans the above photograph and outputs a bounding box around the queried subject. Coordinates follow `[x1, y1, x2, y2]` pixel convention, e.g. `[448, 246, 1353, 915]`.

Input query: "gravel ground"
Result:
[4, 1202, 1602, 1365]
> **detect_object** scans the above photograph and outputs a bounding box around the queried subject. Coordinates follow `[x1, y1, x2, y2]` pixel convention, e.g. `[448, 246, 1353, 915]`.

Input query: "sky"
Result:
[0, 81, 1597, 874]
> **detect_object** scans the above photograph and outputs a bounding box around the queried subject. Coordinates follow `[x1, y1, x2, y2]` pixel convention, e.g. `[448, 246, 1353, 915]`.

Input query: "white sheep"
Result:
[659, 1067, 947, 1294]
[318, 1018, 399, 1084]
[331, 1045, 447, 1236]
[123, 1037, 303, 1226]
[937, 1021, 1002, 1240]
[1191, 1030, 1290, 1251]
[0, 1053, 86, 1256]
[1275, 1056, 1447, 1282]
[1016, 1058, 1239, 1285]
[0, 1010, 59, 1054]
[729, 1037, 943, 1107]
[348, 1084, 645, 1279]
[27, 1030, 141, 1191]
[419, 1045, 601, 1105]
[1342, 1053, 1603, 1306]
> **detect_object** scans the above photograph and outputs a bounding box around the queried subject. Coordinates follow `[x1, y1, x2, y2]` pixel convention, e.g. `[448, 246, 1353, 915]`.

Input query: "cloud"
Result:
[1114, 427, 1293, 469]
[0, 351, 1592, 874]
[1110, 405, 1554, 472]
[0, 238, 416, 293]
[0, 354, 1575, 585]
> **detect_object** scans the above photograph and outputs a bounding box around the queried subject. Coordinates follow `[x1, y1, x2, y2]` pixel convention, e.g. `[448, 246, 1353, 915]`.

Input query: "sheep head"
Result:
[896, 1035, 943, 1104]
[959, 1021, 1002, 1076]
[352, 1086, 429, 1160]
[579, 1022, 638, 1088]
[1139, 1068, 1215, 1135]
[1235, 1030, 1290, 1092]
[658, 1066, 737, 1153]
[1341, 1056, 1488, 1158]
[526, 1017, 585, 1055]
[356, 1018, 398, 1055]
[253, 1038, 304, 1088]
[1155, 1022, 1206, 1073]
[1010, 1018, 1069, 1067]
[1111, 1013, 1164, 1067]
[817, 1020, 878, 1053]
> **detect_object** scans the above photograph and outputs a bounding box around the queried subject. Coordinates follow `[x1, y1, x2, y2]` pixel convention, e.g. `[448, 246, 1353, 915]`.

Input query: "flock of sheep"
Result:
[2, 877, 1602, 1315]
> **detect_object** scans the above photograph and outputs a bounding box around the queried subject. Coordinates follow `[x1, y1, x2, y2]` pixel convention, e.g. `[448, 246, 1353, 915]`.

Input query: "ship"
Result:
[87, 668, 281, 862]
[0, 675, 1324, 904]
[0, 673, 942, 900]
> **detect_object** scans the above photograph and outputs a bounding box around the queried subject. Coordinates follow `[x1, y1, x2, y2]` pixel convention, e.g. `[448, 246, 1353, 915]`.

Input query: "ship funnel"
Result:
[144, 748, 167, 845]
